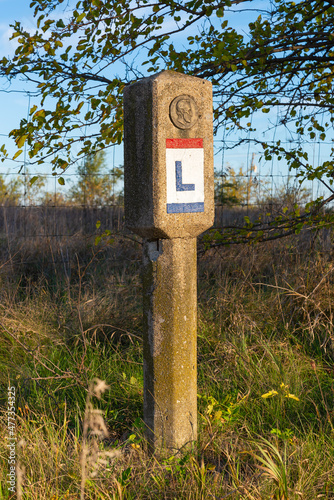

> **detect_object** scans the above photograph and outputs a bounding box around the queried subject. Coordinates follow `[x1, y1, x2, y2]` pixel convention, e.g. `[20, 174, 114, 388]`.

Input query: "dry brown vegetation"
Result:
[0, 207, 333, 499]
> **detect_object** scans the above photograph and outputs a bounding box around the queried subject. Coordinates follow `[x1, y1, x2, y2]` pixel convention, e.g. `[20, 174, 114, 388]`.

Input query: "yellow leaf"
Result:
[207, 403, 214, 414]
[33, 109, 46, 119]
[13, 150, 23, 160]
[15, 135, 28, 148]
[29, 105, 37, 115]
[214, 410, 222, 421]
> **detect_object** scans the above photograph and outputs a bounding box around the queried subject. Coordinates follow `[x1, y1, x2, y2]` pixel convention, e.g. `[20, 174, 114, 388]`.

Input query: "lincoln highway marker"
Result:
[124, 70, 214, 451]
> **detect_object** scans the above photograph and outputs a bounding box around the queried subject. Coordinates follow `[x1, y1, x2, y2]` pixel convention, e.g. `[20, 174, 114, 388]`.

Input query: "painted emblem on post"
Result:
[166, 138, 204, 213]
[169, 95, 198, 129]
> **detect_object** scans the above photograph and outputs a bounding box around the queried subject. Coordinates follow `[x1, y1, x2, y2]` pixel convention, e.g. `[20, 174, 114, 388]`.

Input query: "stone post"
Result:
[124, 70, 214, 451]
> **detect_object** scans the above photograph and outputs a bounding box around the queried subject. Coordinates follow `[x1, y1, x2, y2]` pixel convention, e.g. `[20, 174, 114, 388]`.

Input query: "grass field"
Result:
[0, 221, 333, 499]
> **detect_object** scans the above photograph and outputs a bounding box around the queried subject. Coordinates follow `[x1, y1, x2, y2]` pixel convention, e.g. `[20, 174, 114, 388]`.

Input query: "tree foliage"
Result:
[0, 171, 47, 205]
[215, 165, 258, 207]
[0, 174, 22, 206]
[69, 150, 123, 206]
[1, 0, 334, 241]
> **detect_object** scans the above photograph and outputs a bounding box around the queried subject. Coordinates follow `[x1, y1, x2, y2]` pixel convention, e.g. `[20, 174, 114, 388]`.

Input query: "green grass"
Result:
[0, 233, 333, 499]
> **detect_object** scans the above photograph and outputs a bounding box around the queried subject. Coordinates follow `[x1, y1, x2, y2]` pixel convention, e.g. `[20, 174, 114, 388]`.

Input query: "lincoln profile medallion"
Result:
[169, 95, 198, 129]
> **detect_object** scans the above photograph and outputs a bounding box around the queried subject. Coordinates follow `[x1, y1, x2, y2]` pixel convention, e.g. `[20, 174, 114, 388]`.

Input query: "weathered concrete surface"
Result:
[124, 70, 214, 239]
[124, 70, 214, 452]
[142, 237, 197, 450]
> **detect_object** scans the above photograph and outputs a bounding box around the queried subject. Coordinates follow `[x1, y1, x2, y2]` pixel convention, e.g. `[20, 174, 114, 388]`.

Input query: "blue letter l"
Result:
[175, 161, 195, 192]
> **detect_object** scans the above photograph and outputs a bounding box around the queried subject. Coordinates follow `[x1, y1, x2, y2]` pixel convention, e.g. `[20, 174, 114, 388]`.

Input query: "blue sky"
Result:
[0, 1, 272, 194]
[0, 1, 331, 202]
[0, 0, 124, 194]
[0, 1, 59, 186]
[0, 0, 36, 136]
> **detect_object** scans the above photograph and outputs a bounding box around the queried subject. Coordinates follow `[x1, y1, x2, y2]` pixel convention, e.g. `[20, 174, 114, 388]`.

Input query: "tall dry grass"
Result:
[0, 207, 333, 498]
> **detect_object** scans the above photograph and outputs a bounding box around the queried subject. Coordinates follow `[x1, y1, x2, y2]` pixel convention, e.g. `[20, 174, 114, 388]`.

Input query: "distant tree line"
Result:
[0, 148, 310, 213]
[215, 164, 311, 210]
[0, 151, 124, 206]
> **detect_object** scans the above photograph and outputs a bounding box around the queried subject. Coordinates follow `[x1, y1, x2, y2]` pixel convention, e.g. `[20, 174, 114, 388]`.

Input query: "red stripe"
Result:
[166, 138, 203, 148]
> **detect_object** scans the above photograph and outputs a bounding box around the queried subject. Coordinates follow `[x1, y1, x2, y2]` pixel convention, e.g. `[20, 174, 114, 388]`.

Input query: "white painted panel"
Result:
[166, 148, 204, 205]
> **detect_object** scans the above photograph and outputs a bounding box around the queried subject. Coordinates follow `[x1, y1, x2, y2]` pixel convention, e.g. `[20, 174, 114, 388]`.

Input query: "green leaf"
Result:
[29, 176, 39, 186]
[76, 12, 86, 23]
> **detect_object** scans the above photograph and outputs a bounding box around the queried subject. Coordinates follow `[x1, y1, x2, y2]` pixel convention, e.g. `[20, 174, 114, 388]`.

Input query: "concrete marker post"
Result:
[124, 70, 214, 451]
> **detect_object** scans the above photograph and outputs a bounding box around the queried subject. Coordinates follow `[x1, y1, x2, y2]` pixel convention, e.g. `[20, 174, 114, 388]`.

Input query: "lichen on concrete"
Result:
[142, 238, 198, 450]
